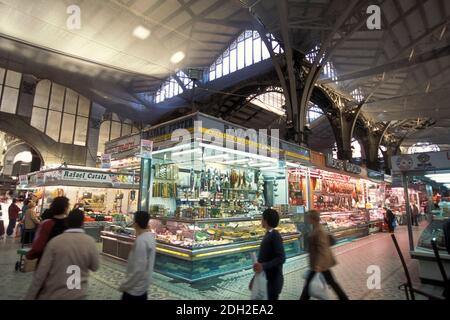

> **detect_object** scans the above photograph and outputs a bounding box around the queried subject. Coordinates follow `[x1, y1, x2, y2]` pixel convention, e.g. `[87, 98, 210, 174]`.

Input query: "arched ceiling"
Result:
[249, 0, 450, 149]
[0, 0, 449, 151]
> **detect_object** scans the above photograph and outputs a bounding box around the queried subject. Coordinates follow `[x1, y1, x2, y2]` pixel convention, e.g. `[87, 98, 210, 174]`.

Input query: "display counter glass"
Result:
[417, 217, 449, 252]
[102, 140, 304, 281]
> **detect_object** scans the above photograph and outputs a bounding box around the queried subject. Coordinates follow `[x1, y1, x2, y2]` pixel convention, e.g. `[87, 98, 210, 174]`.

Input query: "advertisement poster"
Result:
[140, 139, 153, 159]
[19, 175, 28, 186]
[101, 153, 111, 169]
[391, 151, 450, 172]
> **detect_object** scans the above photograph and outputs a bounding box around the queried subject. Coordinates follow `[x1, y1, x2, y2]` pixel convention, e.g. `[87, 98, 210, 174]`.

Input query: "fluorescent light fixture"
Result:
[170, 51, 185, 64]
[132, 25, 151, 40]
[152, 144, 192, 155]
[286, 161, 301, 168]
[222, 158, 250, 164]
[259, 166, 282, 171]
[248, 162, 273, 167]
[199, 143, 278, 163]
[203, 154, 229, 161]
[425, 173, 450, 183]
[172, 148, 202, 157]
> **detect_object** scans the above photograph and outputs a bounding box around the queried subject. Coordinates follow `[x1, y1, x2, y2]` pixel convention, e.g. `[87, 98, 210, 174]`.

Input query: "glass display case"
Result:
[102, 140, 304, 281]
[412, 216, 450, 285]
[320, 210, 370, 241]
[416, 217, 449, 252]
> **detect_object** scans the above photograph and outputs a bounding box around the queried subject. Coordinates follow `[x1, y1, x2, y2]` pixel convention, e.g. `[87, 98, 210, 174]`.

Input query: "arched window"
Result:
[306, 45, 337, 82]
[307, 103, 323, 123]
[208, 30, 282, 82]
[249, 89, 285, 116]
[31, 80, 91, 146]
[407, 142, 440, 154]
[0, 68, 21, 115]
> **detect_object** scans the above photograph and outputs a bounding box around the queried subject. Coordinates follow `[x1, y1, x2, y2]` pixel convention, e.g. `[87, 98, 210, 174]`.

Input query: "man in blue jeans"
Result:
[7, 199, 20, 237]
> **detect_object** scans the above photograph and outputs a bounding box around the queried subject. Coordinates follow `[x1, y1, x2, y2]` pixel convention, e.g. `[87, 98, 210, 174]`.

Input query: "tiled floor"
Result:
[0, 223, 442, 300]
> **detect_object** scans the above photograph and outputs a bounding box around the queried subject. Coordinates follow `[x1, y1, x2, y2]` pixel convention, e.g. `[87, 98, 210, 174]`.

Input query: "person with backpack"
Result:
[26, 197, 69, 262]
[300, 210, 349, 300]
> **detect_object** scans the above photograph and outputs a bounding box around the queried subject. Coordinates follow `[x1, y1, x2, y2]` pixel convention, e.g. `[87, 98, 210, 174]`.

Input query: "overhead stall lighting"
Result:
[132, 25, 151, 40]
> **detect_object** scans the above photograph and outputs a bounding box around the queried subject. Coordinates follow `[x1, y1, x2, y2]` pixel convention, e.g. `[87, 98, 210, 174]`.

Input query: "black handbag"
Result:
[328, 234, 337, 246]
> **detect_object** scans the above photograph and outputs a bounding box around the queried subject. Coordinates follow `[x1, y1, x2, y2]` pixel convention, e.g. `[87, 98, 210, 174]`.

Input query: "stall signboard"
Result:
[311, 151, 325, 167]
[391, 151, 450, 173]
[19, 175, 28, 186]
[45, 170, 63, 182]
[326, 154, 345, 171]
[325, 154, 362, 175]
[142, 116, 195, 142]
[25, 169, 140, 187]
[140, 140, 153, 159]
[101, 154, 111, 169]
[28, 171, 45, 186]
[367, 169, 384, 181]
[345, 161, 362, 174]
[105, 134, 141, 160]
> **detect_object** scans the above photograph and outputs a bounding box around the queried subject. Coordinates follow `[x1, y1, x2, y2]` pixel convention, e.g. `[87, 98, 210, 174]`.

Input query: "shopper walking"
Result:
[412, 204, 420, 227]
[384, 207, 395, 233]
[6, 198, 20, 237]
[119, 211, 156, 300]
[253, 208, 286, 301]
[25, 209, 99, 300]
[26, 196, 69, 261]
[300, 210, 349, 300]
[23, 201, 40, 244]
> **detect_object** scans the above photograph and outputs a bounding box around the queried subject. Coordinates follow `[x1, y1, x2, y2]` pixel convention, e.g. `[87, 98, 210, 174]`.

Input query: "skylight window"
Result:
[351, 88, 364, 103]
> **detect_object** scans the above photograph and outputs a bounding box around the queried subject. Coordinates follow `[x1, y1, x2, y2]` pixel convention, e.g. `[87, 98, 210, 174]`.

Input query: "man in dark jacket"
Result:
[7, 198, 20, 237]
[253, 208, 286, 300]
[384, 207, 396, 233]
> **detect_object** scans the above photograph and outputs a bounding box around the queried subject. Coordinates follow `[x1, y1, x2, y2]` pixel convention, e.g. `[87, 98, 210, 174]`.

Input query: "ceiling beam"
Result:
[320, 44, 450, 83]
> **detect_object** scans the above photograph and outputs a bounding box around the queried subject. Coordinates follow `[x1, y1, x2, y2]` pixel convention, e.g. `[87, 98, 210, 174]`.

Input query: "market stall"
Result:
[303, 153, 386, 242]
[391, 151, 450, 285]
[23, 167, 139, 240]
[101, 112, 309, 281]
[385, 186, 420, 225]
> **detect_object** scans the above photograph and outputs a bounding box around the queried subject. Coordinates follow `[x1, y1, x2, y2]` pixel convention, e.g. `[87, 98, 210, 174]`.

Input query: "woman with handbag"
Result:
[300, 210, 349, 300]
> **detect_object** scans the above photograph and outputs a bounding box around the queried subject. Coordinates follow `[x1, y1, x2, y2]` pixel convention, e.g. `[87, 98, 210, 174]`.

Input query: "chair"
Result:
[390, 234, 442, 300]
[430, 239, 450, 299]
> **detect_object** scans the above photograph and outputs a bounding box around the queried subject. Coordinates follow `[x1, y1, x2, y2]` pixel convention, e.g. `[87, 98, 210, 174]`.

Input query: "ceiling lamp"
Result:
[132, 25, 151, 40]
[170, 51, 185, 64]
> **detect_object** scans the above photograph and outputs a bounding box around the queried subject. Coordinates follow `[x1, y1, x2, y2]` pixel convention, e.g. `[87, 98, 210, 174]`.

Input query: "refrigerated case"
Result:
[411, 216, 450, 285]
[102, 214, 301, 281]
[305, 168, 376, 242]
[101, 132, 308, 281]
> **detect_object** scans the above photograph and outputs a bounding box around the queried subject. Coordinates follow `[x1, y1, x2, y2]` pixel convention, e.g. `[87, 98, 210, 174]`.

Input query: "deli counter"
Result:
[101, 214, 301, 282]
